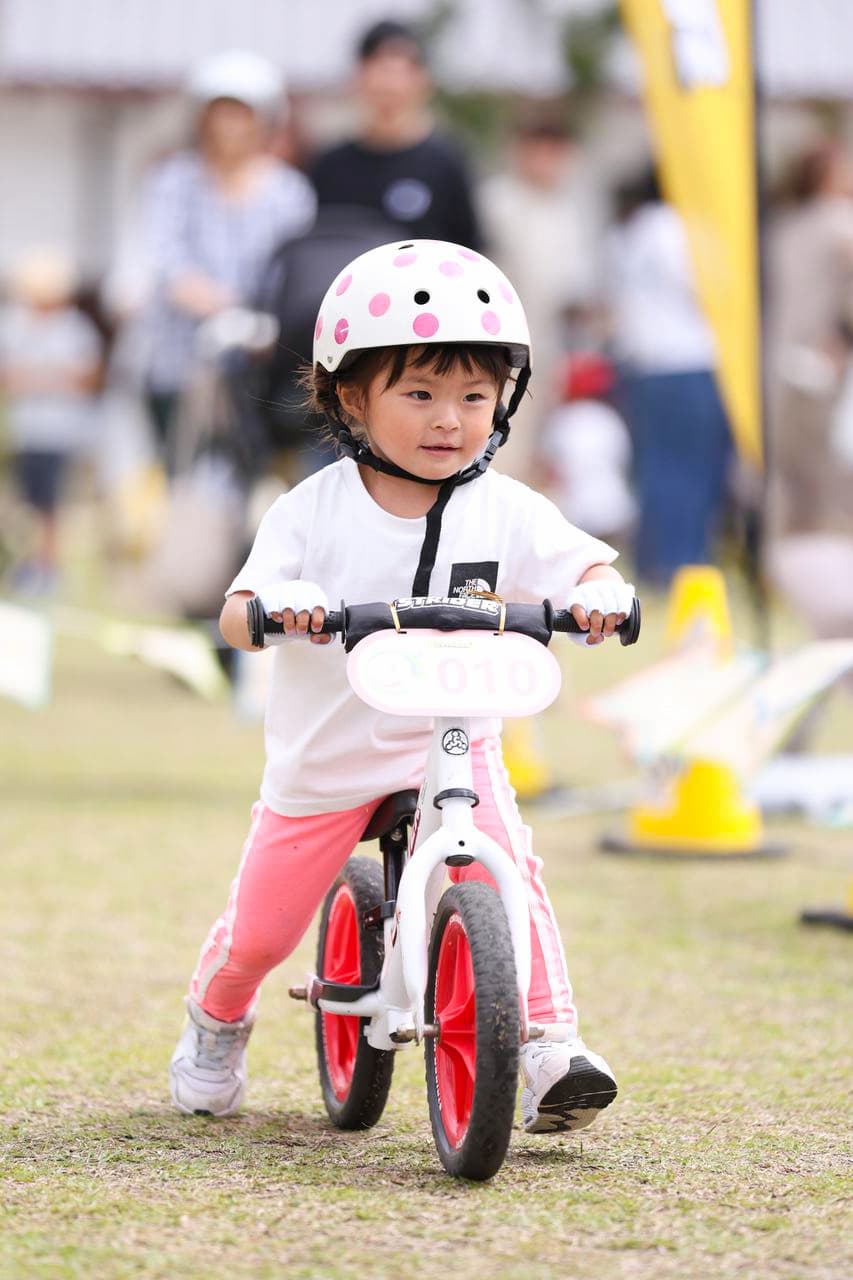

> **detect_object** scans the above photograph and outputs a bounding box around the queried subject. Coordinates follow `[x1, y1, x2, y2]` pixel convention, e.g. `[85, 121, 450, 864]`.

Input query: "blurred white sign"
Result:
[663, 0, 729, 89]
[0, 602, 52, 709]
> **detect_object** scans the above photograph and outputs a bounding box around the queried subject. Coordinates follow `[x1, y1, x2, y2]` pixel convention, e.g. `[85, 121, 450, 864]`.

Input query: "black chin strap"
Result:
[332, 364, 530, 489]
[333, 363, 531, 594]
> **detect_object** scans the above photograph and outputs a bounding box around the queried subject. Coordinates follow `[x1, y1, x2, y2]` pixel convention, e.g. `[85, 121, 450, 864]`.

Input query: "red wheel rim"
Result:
[321, 885, 361, 1101]
[433, 914, 476, 1149]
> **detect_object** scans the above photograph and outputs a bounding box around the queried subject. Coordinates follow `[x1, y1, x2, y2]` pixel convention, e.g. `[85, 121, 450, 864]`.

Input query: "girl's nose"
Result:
[432, 401, 461, 431]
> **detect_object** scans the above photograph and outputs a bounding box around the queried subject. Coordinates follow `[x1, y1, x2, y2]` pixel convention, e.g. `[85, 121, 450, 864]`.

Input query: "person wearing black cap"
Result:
[310, 19, 482, 250]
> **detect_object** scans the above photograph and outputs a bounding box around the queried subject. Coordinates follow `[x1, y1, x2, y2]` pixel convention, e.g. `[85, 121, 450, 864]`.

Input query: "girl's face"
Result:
[342, 352, 502, 481]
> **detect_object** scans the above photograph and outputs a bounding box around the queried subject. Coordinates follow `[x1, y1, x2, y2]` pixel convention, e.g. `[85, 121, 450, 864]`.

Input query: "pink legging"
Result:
[190, 736, 577, 1028]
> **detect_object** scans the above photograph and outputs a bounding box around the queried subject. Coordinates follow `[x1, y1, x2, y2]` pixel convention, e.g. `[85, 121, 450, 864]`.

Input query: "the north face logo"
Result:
[448, 561, 499, 599]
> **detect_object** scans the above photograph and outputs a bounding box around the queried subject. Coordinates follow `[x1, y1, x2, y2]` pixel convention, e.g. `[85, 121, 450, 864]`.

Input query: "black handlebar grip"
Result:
[246, 596, 344, 648]
[551, 596, 641, 646]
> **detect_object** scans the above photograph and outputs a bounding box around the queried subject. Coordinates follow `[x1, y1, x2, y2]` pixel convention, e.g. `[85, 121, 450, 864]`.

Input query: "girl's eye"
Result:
[408, 389, 431, 401]
[464, 392, 487, 402]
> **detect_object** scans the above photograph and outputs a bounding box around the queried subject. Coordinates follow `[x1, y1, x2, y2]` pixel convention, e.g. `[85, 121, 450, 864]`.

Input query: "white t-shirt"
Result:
[603, 203, 716, 373]
[228, 458, 617, 816]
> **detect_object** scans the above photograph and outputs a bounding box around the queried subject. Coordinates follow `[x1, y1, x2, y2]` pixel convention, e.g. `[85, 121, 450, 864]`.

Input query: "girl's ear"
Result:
[337, 381, 365, 424]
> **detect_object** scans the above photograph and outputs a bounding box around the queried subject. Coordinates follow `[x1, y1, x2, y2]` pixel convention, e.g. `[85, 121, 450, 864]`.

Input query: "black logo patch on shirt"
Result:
[448, 561, 499, 599]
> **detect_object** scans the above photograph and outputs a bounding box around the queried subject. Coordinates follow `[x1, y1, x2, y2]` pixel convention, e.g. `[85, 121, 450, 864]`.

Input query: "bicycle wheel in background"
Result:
[425, 881, 520, 1180]
[315, 856, 394, 1129]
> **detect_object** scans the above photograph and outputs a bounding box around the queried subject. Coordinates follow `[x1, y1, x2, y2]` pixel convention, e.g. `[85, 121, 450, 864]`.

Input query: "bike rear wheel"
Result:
[425, 881, 520, 1180]
[315, 856, 394, 1129]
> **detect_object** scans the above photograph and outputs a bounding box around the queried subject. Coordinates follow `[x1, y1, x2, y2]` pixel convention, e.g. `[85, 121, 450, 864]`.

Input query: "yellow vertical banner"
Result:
[619, 0, 763, 468]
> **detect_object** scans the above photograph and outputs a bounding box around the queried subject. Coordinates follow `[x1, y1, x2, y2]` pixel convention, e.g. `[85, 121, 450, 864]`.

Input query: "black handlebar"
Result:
[551, 602, 641, 645]
[247, 595, 641, 652]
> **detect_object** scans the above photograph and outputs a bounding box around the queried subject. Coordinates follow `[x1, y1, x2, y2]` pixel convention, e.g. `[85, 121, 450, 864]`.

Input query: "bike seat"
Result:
[362, 789, 419, 842]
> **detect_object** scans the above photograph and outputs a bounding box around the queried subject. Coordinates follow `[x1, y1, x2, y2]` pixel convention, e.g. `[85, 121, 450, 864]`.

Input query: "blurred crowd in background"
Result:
[1, 4, 852, 644]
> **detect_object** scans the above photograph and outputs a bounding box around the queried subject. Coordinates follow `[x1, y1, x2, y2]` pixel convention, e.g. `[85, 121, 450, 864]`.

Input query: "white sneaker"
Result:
[169, 998, 254, 1116]
[520, 1035, 617, 1134]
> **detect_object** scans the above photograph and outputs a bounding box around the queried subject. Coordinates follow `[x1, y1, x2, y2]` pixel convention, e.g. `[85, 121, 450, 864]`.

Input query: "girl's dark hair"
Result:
[301, 343, 514, 441]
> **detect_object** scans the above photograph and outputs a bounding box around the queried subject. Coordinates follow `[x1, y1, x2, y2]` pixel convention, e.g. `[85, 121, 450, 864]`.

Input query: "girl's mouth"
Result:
[420, 444, 458, 454]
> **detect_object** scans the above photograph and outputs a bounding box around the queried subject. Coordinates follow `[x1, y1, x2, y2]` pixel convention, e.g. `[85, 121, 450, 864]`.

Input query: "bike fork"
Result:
[396, 718, 532, 1040]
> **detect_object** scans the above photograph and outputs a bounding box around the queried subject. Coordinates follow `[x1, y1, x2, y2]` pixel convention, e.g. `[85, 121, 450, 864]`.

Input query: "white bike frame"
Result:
[310, 714, 533, 1050]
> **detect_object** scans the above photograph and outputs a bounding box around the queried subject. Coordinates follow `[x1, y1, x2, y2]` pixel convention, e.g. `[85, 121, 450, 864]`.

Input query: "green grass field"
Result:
[1, 600, 851, 1279]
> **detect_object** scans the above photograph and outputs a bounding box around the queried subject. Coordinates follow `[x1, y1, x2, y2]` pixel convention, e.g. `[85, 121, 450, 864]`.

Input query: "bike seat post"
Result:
[380, 821, 410, 905]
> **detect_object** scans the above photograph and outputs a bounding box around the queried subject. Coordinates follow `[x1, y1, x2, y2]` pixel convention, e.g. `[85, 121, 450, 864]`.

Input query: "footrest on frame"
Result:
[315, 976, 380, 1006]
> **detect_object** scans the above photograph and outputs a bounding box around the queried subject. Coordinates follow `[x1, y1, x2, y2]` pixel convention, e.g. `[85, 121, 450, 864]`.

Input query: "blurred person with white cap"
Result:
[139, 49, 316, 463]
[0, 248, 103, 593]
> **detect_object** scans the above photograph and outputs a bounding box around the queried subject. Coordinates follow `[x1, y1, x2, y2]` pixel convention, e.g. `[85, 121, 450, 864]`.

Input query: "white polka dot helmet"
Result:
[313, 238, 532, 375]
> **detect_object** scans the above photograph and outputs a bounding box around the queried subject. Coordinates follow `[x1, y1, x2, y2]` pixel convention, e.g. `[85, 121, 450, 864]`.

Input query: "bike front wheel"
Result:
[315, 856, 394, 1129]
[425, 881, 520, 1180]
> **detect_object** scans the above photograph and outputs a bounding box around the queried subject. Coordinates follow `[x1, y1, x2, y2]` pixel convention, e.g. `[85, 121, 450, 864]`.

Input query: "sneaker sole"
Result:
[527, 1054, 618, 1134]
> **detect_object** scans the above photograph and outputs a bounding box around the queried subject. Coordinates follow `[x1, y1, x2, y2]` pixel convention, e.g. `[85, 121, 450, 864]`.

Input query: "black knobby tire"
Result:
[315, 856, 395, 1129]
[425, 881, 520, 1180]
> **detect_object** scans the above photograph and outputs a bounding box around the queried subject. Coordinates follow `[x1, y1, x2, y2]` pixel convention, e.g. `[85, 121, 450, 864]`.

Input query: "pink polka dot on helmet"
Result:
[413, 312, 439, 338]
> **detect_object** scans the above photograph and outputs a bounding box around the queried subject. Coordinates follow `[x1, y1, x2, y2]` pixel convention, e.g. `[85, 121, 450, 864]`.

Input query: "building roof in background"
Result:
[0, 0, 851, 99]
[0, 0, 573, 95]
[754, 0, 853, 98]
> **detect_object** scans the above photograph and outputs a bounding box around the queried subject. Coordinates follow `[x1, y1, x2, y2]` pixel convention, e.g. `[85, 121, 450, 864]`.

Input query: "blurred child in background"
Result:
[538, 351, 635, 546]
[0, 248, 103, 594]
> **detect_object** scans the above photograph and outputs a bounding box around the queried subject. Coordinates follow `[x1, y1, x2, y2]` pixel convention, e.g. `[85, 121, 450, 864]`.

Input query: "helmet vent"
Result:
[477, 289, 491, 303]
[414, 290, 431, 305]
[398, 243, 414, 250]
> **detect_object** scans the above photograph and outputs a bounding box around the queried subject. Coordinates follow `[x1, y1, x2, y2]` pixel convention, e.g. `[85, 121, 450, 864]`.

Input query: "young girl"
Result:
[170, 239, 635, 1135]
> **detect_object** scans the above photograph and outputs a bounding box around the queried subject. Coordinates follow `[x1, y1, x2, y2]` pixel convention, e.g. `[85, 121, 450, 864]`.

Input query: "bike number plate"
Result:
[346, 629, 562, 718]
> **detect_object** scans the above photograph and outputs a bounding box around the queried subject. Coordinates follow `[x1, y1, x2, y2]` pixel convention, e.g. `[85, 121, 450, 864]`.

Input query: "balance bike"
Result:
[249, 593, 640, 1179]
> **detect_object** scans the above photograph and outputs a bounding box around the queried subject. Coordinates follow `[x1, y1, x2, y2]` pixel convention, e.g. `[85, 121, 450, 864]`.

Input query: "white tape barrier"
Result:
[752, 755, 853, 826]
[582, 641, 762, 763]
[0, 604, 228, 707]
[684, 640, 853, 776]
[582, 637, 853, 778]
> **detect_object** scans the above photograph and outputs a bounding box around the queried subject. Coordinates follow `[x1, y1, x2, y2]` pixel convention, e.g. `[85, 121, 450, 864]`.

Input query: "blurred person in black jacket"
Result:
[311, 19, 482, 251]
